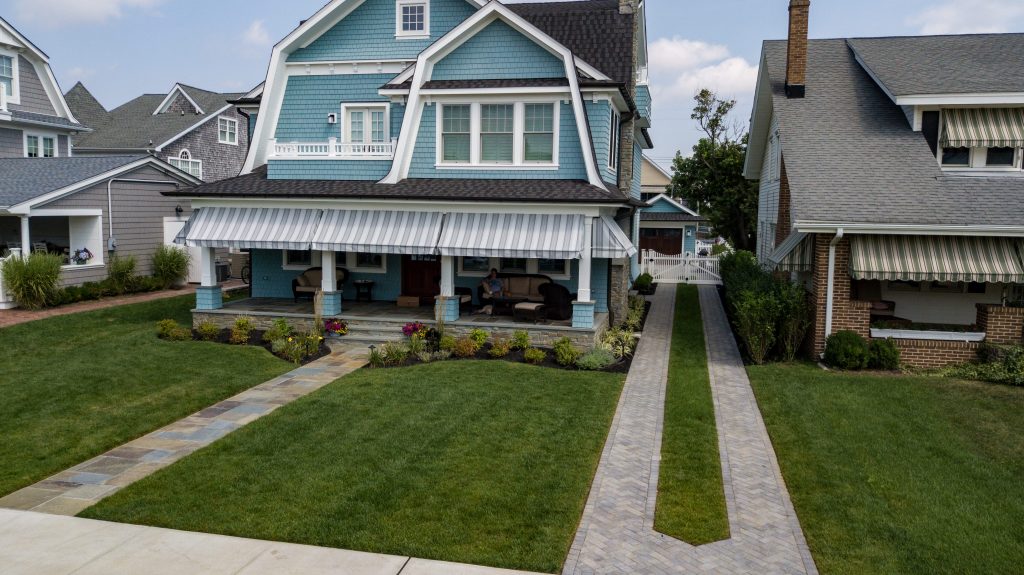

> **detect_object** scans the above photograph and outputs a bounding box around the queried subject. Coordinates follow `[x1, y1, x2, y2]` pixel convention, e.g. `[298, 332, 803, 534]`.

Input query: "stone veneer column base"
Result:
[572, 301, 596, 329]
[435, 296, 460, 322]
[321, 291, 342, 316]
[195, 286, 223, 311]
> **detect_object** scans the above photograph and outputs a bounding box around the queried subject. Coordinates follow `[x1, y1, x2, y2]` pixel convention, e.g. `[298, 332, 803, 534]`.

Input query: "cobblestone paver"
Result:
[0, 343, 368, 516]
[563, 285, 817, 574]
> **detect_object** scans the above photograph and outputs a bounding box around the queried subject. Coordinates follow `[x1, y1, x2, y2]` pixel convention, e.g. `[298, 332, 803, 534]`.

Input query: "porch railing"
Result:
[270, 138, 397, 159]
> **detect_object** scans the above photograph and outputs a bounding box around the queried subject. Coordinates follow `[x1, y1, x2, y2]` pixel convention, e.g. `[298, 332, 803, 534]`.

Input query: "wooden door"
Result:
[402, 255, 442, 303]
[640, 228, 684, 255]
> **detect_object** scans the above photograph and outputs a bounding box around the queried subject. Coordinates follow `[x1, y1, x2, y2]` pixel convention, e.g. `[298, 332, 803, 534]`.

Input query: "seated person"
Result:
[481, 268, 505, 298]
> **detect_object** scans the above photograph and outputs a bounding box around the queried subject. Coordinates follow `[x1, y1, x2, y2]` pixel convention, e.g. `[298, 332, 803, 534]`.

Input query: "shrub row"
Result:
[718, 251, 811, 365]
[2, 253, 171, 309]
[943, 344, 1024, 386]
[823, 331, 901, 371]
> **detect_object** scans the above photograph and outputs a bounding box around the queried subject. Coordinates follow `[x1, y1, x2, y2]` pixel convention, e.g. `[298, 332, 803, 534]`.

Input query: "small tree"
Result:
[668, 89, 759, 251]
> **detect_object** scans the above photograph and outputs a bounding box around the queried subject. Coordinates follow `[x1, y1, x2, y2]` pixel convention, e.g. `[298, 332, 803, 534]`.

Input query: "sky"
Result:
[2, 0, 1023, 169]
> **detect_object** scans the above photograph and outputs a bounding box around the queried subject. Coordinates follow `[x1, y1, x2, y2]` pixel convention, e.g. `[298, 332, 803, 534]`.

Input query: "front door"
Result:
[402, 255, 442, 304]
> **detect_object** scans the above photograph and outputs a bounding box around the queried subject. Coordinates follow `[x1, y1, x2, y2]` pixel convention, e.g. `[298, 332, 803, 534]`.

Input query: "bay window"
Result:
[437, 101, 560, 167]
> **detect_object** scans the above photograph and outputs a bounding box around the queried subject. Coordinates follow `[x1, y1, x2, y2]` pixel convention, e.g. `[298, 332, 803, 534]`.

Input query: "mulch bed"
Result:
[376, 344, 634, 373]
[192, 328, 331, 366]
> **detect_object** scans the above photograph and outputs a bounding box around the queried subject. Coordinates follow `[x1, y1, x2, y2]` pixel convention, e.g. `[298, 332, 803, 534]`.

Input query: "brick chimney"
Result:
[619, 0, 637, 15]
[785, 0, 810, 98]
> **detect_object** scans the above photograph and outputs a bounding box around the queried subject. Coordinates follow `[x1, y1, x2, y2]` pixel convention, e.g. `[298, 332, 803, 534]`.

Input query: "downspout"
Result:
[823, 227, 845, 348]
[106, 179, 180, 253]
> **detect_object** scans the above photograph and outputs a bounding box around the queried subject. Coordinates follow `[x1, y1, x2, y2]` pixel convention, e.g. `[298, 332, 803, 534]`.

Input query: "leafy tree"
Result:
[667, 89, 759, 251]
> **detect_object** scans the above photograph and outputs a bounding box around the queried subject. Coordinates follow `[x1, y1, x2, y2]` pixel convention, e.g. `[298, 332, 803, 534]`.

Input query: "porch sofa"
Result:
[478, 273, 553, 304]
[292, 267, 349, 301]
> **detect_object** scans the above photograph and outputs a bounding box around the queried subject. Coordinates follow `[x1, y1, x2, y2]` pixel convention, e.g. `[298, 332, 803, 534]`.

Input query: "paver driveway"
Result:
[563, 285, 817, 574]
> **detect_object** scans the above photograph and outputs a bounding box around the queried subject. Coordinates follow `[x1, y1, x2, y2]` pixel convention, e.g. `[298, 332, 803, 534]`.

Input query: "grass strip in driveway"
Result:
[80, 361, 625, 574]
[653, 285, 730, 544]
[749, 363, 1024, 575]
[0, 295, 290, 497]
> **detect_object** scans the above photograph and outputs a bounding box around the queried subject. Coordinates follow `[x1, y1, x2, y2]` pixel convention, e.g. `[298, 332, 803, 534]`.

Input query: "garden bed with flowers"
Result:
[155, 316, 336, 366]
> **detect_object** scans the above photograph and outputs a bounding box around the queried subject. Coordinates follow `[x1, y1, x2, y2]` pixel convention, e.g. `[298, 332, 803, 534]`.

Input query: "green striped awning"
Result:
[769, 232, 814, 272]
[850, 235, 1024, 283]
[941, 108, 1024, 148]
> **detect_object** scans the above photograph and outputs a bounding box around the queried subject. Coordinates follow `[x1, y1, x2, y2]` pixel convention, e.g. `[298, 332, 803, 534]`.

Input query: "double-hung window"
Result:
[480, 104, 514, 164]
[25, 134, 56, 158]
[441, 104, 471, 163]
[0, 55, 13, 100]
[26, 135, 38, 158]
[396, 0, 428, 38]
[218, 118, 238, 145]
[524, 103, 555, 163]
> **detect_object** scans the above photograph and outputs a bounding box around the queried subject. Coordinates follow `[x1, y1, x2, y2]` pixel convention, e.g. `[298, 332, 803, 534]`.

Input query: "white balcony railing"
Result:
[270, 138, 396, 160]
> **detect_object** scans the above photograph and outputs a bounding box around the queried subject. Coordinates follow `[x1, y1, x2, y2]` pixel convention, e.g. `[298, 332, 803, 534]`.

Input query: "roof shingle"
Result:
[0, 156, 148, 208]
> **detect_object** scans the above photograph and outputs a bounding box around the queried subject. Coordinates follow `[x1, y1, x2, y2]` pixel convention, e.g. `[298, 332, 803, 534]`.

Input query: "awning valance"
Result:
[176, 207, 321, 250]
[850, 235, 1024, 283]
[593, 216, 638, 259]
[941, 108, 1024, 148]
[768, 232, 814, 272]
[438, 213, 584, 259]
[311, 210, 444, 255]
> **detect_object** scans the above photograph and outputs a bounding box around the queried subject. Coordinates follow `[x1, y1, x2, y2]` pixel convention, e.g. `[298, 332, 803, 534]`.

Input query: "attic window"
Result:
[396, 0, 428, 38]
[218, 118, 238, 145]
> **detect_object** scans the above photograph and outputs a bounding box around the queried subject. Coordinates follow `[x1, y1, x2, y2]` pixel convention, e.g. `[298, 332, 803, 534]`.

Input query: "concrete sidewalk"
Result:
[0, 509, 544, 575]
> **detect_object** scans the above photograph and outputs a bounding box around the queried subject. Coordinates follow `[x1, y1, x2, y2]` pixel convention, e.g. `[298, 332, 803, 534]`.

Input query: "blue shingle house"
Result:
[170, 0, 652, 344]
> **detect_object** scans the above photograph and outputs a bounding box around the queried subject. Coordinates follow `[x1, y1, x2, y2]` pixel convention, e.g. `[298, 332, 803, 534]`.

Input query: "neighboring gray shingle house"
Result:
[64, 83, 251, 182]
[0, 16, 88, 159]
[745, 0, 1024, 367]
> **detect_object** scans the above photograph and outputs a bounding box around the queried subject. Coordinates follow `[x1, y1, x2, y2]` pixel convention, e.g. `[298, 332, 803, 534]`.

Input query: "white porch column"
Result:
[196, 246, 223, 311]
[200, 247, 217, 287]
[320, 250, 342, 316]
[577, 217, 594, 302]
[20, 216, 30, 255]
[436, 255, 459, 322]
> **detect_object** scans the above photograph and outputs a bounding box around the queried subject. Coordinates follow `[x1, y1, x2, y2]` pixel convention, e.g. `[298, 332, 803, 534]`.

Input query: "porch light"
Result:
[686, 229, 693, 237]
[175, 205, 184, 216]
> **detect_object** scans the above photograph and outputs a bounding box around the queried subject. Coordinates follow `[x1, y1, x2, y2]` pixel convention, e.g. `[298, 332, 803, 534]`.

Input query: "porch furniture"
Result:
[492, 296, 528, 317]
[291, 267, 349, 302]
[539, 282, 575, 321]
[514, 302, 547, 324]
[478, 273, 553, 305]
[354, 280, 375, 303]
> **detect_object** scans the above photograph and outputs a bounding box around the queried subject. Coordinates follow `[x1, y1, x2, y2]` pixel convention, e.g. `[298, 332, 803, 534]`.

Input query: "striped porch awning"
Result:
[438, 213, 585, 259]
[593, 216, 638, 259]
[941, 108, 1024, 148]
[768, 232, 814, 272]
[176, 207, 321, 250]
[311, 210, 444, 255]
[850, 235, 1024, 283]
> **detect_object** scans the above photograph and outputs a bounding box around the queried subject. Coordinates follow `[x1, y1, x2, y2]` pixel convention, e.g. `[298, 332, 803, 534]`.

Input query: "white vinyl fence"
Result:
[641, 250, 722, 285]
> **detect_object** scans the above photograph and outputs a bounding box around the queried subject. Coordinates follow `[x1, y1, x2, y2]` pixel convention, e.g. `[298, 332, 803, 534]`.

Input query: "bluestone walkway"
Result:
[0, 508, 544, 575]
[562, 284, 817, 574]
[0, 343, 368, 516]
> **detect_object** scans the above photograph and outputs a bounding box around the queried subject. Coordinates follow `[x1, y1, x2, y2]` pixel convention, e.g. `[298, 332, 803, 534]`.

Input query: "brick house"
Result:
[64, 83, 251, 182]
[745, 0, 1024, 367]
[167, 0, 652, 344]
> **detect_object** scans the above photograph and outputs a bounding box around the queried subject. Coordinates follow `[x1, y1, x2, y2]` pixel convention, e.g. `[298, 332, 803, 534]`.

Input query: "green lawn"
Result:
[654, 285, 729, 544]
[0, 294, 290, 497]
[749, 363, 1024, 574]
[80, 362, 624, 573]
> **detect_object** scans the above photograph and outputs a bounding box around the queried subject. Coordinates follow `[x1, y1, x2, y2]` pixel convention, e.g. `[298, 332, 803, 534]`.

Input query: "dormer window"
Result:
[397, 0, 429, 38]
[939, 108, 1024, 171]
[0, 55, 13, 98]
[941, 147, 970, 167]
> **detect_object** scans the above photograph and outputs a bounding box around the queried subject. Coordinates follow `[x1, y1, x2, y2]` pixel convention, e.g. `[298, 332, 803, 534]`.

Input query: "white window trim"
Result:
[24, 131, 59, 158]
[435, 101, 560, 169]
[396, 0, 430, 39]
[0, 48, 20, 105]
[167, 150, 204, 179]
[281, 251, 389, 274]
[608, 108, 620, 171]
[457, 257, 570, 280]
[218, 117, 238, 145]
[340, 102, 391, 144]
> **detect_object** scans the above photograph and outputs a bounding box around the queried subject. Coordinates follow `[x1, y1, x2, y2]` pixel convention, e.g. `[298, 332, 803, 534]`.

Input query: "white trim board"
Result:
[154, 104, 234, 151]
[153, 84, 206, 115]
[645, 193, 699, 217]
[795, 221, 1024, 237]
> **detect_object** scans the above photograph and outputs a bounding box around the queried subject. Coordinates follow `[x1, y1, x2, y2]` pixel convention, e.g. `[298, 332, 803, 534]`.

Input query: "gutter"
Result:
[823, 228, 844, 350]
[796, 222, 1024, 237]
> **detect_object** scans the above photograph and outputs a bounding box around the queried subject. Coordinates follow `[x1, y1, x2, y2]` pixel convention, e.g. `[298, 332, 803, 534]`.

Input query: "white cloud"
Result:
[243, 20, 271, 46]
[647, 37, 758, 157]
[908, 0, 1024, 35]
[14, 0, 161, 27]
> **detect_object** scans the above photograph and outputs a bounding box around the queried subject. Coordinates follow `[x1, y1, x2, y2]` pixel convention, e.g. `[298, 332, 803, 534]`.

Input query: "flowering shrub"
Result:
[402, 321, 429, 339]
[71, 247, 93, 266]
[272, 332, 324, 364]
[324, 319, 348, 336]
